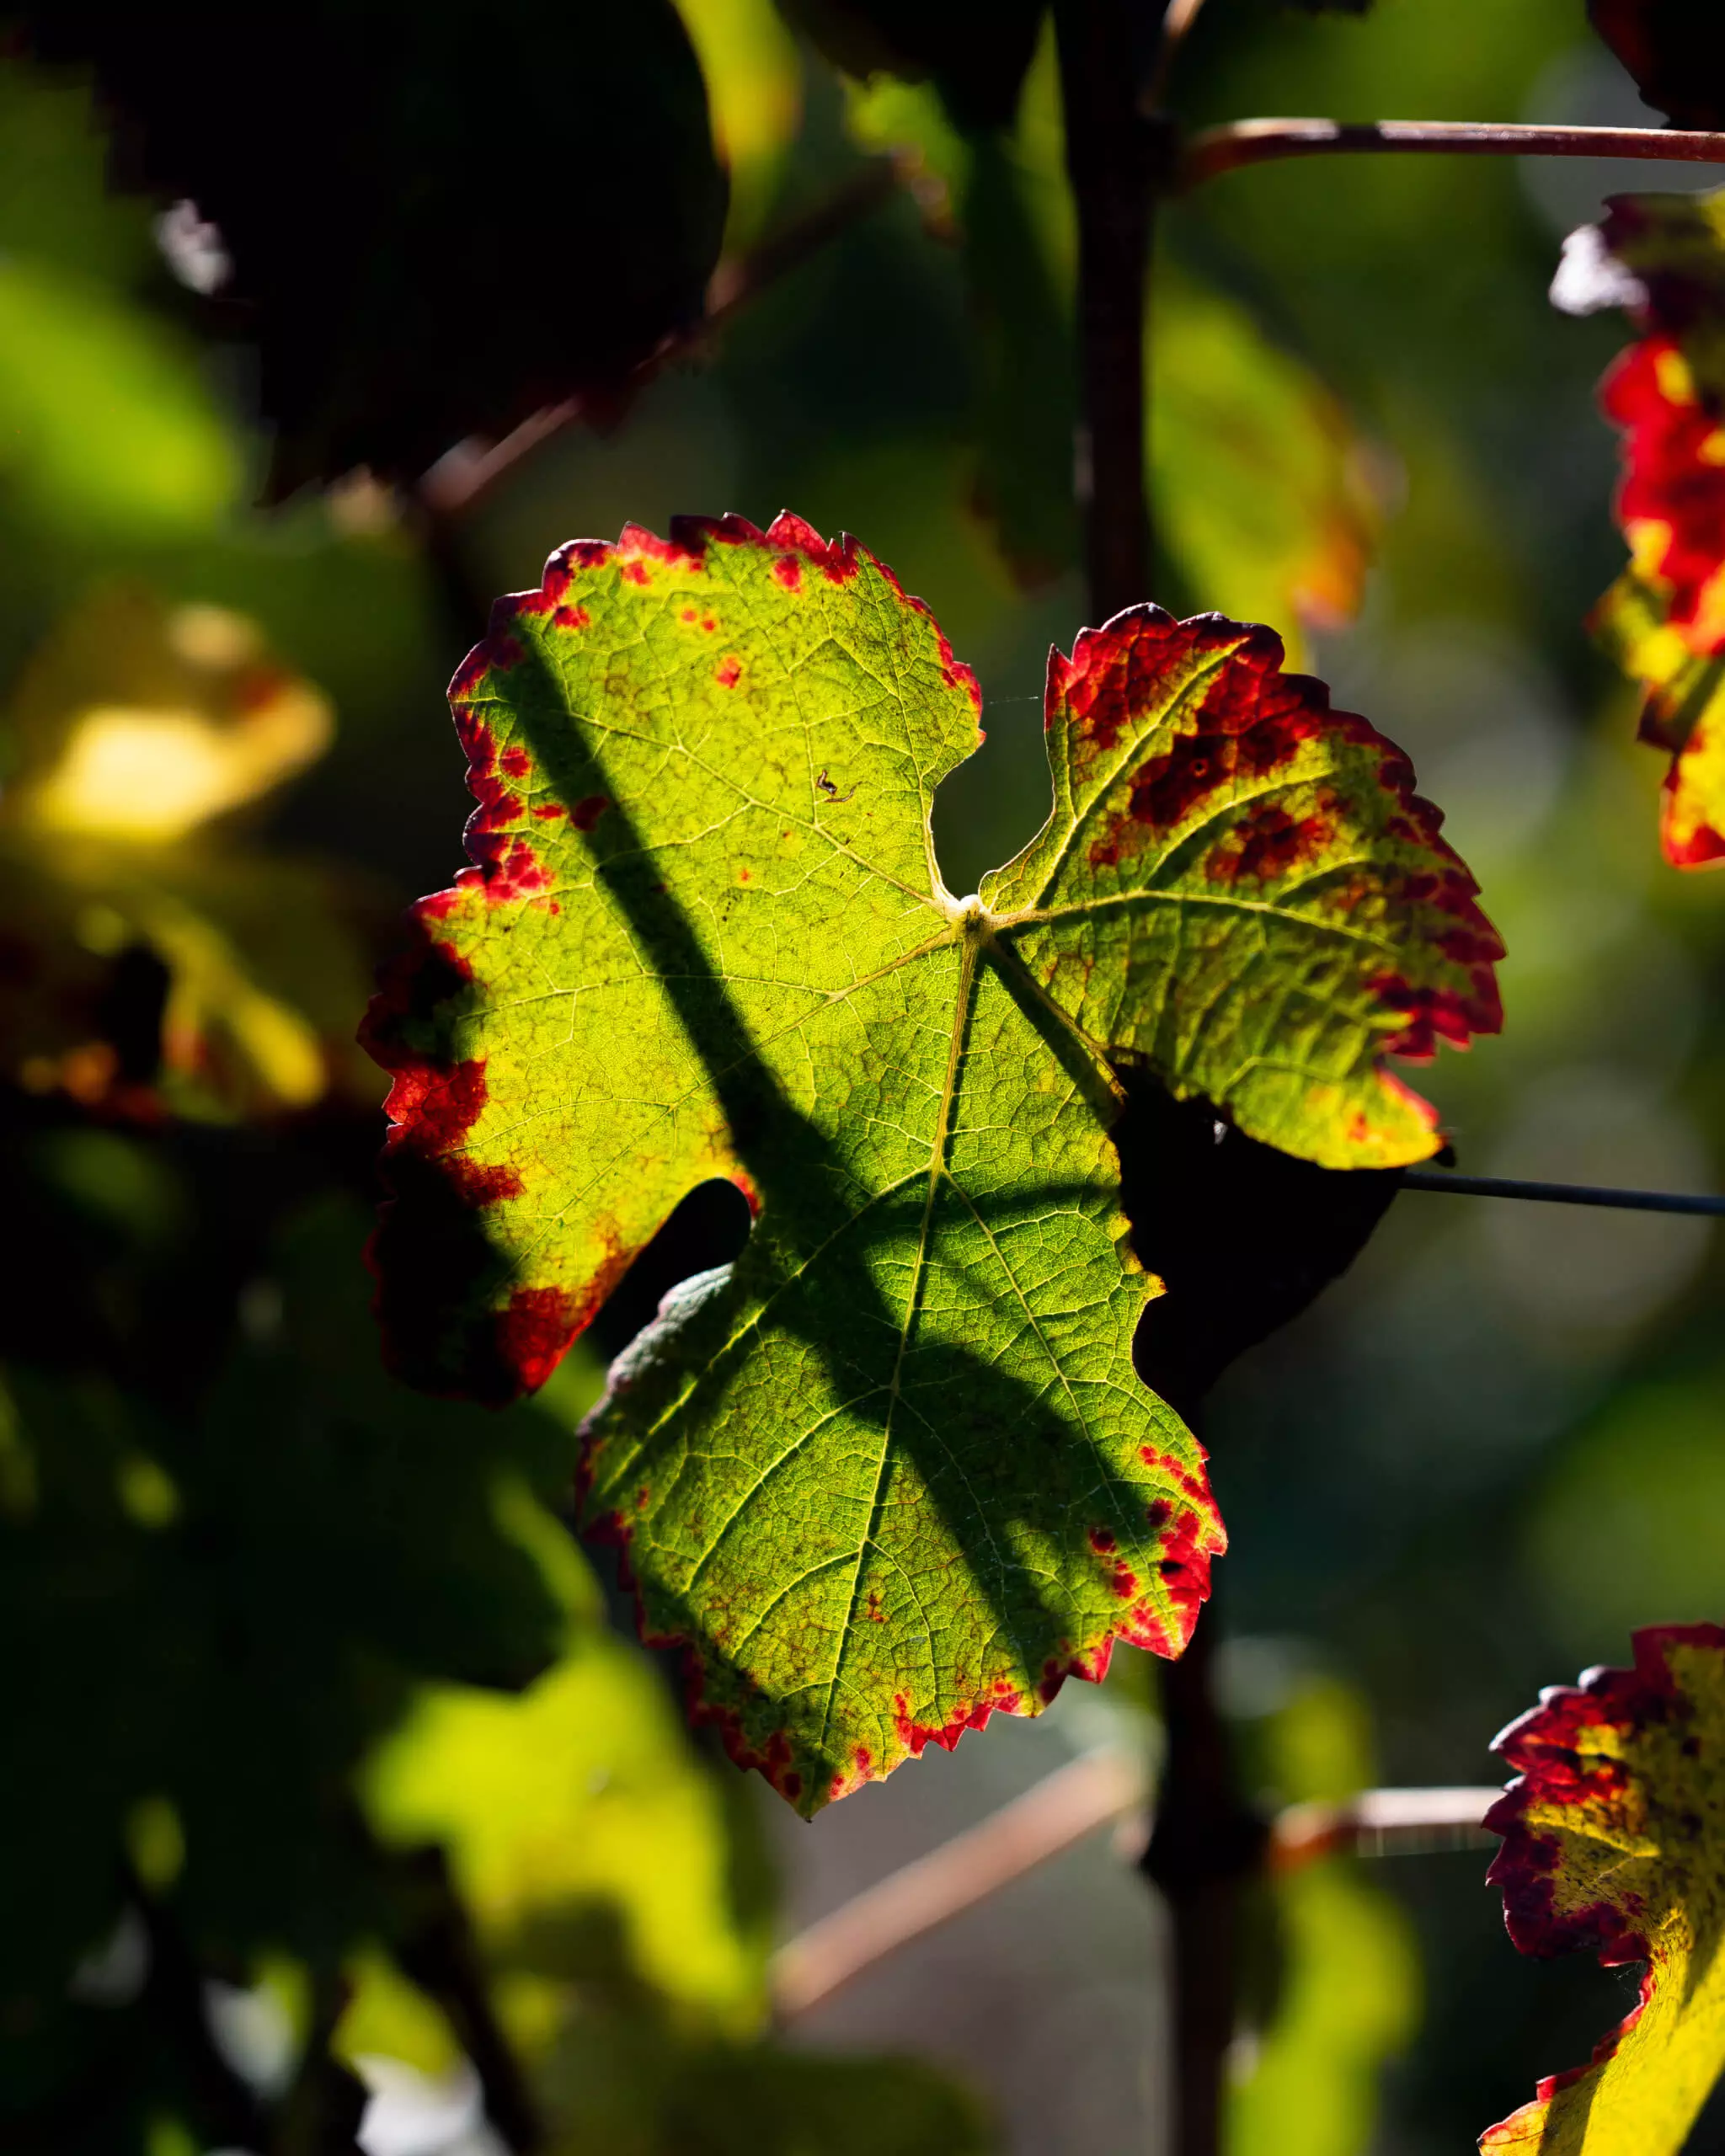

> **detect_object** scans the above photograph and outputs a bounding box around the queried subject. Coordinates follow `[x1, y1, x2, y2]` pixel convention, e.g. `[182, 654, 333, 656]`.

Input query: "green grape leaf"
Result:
[1571, 191, 1725, 868]
[1482, 1625, 1725, 2156]
[361, 512, 1499, 1812]
[1588, 2, 1725, 130]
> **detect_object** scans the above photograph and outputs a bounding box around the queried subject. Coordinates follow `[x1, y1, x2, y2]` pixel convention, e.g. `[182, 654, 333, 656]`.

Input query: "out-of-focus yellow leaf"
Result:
[0, 259, 238, 537]
[672, 0, 804, 250]
[336, 1946, 462, 2080]
[8, 586, 331, 842]
[0, 589, 368, 1119]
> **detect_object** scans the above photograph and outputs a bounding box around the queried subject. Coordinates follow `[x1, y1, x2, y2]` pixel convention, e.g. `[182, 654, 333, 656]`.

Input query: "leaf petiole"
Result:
[1181, 118, 1725, 191]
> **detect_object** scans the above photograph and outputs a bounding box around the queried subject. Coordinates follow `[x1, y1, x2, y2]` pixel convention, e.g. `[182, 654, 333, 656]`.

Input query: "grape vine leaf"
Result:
[20, 2, 724, 490]
[1482, 1625, 1725, 2156]
[362, 511, 1500, 1812]
[1588, 2, 1725, 131]
[1566, 190, 1725, 867]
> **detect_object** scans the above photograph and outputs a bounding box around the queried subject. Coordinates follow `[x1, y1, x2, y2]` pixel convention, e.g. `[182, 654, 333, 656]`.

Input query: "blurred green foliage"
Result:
[1228, 1667, 1420, 2156]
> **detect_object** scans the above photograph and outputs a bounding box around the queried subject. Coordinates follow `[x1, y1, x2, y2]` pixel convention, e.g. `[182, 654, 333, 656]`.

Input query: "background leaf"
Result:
[1587, 1, 1725, 130]
[17, 0, 728, 489]
[1483, 1625, 1725, 2155]
[1570, 189, 1725, 867]
[0, 589, 374, 1118]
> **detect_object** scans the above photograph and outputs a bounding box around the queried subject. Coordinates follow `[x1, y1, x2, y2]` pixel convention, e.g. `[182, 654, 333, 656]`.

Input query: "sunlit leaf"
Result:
[351, 1508, 991, 2153]
[1566, 189, 1725, 867]
[21, 2, 726, 488]
[1587, 1, 1725, 130]
[362, 512, 1498, 1810]
[1482, 1624, 1725, 2155]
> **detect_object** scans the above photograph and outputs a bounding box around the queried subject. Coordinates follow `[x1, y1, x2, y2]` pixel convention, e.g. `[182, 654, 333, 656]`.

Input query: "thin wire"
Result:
[1402, 1169, 1725, 1219]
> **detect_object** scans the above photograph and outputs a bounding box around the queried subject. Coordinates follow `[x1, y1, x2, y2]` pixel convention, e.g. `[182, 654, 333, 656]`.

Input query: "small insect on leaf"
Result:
[1482, 1625, 1725, 2156]
[1563, 188, 1725, 867]
[361, 512, 1499, 1812]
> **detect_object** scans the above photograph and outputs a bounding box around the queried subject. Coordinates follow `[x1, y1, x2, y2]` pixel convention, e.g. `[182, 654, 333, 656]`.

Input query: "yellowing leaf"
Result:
[363, 513, 1499, 1813]
[0, 590, 365, 1118]
[1482, 1624, 1725, 2154]
[8, 587, 332, 843]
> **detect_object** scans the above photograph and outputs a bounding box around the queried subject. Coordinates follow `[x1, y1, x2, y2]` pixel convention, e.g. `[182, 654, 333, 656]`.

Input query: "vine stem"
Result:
[1182, 118, 1725, 190]
[1052, 0, 1165, 616]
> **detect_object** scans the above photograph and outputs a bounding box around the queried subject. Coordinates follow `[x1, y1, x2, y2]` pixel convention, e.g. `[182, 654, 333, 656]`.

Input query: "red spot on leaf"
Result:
[533, 803, 565, 820]
[772, 554, 802, 591]
[715, 655, 742, 688]
[571, 795, 610, 832]
[620, 560, 653, 586]
[1205, 804, 1333, 884]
